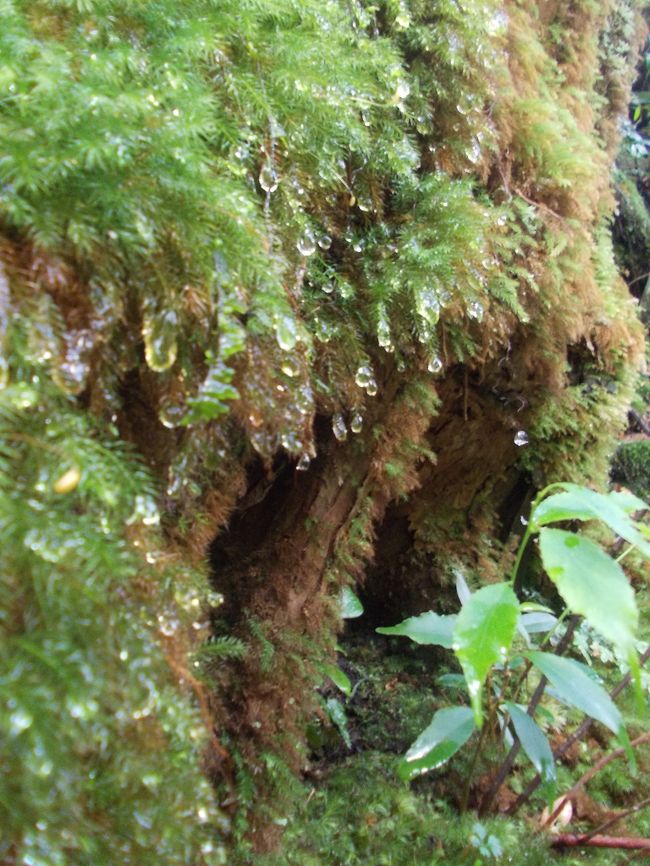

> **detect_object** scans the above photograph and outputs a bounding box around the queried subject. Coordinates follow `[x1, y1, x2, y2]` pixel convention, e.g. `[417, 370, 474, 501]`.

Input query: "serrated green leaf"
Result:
[527, 652, 622, 734]
[377, 611, 457, 648]
[452, 583, 519, 727]
[340, 586, 364, 619]
[505, 702, 556, 797]
[539, 528, 638, 657]
[532, 485, 650, 557]
[399, 706, 475, 780]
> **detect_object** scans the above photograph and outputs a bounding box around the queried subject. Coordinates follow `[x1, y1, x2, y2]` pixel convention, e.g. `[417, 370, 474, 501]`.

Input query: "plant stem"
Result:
[538, 732, 650, 832]
[460, 723, 488, 814]
[583, 795, 650, 841]
[479, 617, 579, 816]
[551, 834, 650, 851]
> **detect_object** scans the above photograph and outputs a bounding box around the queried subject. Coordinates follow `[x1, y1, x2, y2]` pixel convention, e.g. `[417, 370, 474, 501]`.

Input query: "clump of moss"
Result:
[611, 439, 650, 499]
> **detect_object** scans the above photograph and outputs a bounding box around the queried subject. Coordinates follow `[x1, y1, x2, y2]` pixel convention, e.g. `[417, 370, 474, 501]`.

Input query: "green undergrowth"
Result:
[238, 616, 650, 866]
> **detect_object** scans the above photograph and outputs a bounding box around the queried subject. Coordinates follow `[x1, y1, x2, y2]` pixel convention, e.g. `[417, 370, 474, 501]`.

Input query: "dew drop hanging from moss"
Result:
[281, 357, 300, 378]
[296, 453, 311, 471]
[514, 430, 529, 447]
[297, 229, 316, 256]
[467, 300, 484, 322]
[350, 411, 363, 433]
[143, 309, 178, 372]
[377, 314, 393, 352]
[318, 234, 332, 251]
[274, 314, 298, 351]
[428, 355, 443, 374]
[332, 413, 347, 441]
[259, 161, 279, 193]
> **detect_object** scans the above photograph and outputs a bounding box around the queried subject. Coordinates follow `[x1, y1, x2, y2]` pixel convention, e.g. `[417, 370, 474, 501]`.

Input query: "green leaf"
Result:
[321, 662, 351, 696]
[505, 702, 556, 797]
[520, 612, 558, 634]
[452, 583, 520, 726]
[539, 528, 638, 658]
[377, 611, 457, 648]
[340, 586, 364, 619]
[532, 485, 650, 557]
[527, 652, 622, 734]
[399, 706, 475, 780]
[325, 698, 351, 749]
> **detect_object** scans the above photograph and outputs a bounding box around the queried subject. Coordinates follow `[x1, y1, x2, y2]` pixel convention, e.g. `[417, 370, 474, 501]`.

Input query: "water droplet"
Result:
[281, 356, 300, 378]
[259, 161, 279, 193]
[157, 612, 179, 636]
[497, 213, 508, 227]
[354, 364, 374, 391]
[129, 494, 160, 526]
[332, 413, 348, 442]
[428, 354, 443, 374]
[314, 317, 334, 343]
[465, 137, 482, 165]
[317, 234, 332, 250]
[143, 308, 178, 372]
[274, 314, 298, 351]
[395, 80, 410, 100]
[321, 281, 335, 294]
[297, 229, 316, 257]
[158, 395, 185, 428]
[467, 300, 484, 322]
[296, 453, 311, 471]
[520, 515, 528, 526]
[417, 288, 441, 325]
[53, 466, 81, 494]
[10, 707, 33, 735]
[377, 315, 394, 352]
[514, 430, 529, 447]
[350, 411, 363, 433]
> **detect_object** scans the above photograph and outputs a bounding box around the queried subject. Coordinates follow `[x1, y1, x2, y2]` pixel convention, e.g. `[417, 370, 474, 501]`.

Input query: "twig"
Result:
[508, 644, 650, 815]
[461, 723, 488, 813]
[583, 795, 650, 841]
[627, 271, 649, 287]
[512, 188, 565, 222]
[538, 732, 650, 832]
[551, 834, 650, 851]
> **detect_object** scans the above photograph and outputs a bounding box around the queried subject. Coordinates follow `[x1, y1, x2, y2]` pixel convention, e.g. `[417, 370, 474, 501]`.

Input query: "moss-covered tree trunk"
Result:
[1, 0, 647, 861]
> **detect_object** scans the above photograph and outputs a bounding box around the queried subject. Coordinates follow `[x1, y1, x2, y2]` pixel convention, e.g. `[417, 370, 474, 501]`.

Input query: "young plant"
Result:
[377, 483, 648, 806]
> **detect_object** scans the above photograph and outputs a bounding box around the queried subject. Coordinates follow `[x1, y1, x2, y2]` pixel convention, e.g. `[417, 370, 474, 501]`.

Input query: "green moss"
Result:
[612, 439, 650, 499]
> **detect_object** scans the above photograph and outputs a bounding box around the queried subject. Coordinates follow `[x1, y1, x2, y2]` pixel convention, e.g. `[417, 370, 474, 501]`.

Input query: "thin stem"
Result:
[510, 481, 566, 586]
[538, 732, 650, 832]
[583, 795, 650, 842]
[510, 524, 532, 585]
[616, 544, 636, 563]
[461, 723, 488, 814]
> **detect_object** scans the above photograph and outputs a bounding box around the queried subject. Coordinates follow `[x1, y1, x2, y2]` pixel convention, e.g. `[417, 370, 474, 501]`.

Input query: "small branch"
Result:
[508, 644, 650, 815]
[461, 723, 488, 814]
[512, 188, 566, 222]
[584, 796, 650, 841]
[627, 271, 649, 287]
[551, 834, 650, 851]
[538, 732, 650, 833]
